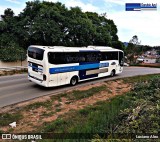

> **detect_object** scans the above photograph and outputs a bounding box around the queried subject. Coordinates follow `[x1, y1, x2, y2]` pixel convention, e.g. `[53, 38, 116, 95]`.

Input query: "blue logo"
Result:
[126, 3, 157, 11]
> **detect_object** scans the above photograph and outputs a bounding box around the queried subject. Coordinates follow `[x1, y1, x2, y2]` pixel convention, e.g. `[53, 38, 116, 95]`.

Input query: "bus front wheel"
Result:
[110, 70, 115, 77]
[70, 76, 78, 86]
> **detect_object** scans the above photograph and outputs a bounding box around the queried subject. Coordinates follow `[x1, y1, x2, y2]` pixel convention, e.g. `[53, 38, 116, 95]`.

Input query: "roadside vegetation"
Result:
[0, 113, 22, 127]
[0, 69, 27, 76]
[41, 75, 160, 133]
[63, 85, 107, 101]
[0, 74, 159, 141]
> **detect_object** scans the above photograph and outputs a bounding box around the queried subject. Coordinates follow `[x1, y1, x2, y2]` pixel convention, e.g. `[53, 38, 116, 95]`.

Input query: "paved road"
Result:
[0, 67, 160, 107]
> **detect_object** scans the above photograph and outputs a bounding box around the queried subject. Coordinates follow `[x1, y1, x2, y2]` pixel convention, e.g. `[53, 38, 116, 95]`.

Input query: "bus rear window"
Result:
[28, 47, 44, 60]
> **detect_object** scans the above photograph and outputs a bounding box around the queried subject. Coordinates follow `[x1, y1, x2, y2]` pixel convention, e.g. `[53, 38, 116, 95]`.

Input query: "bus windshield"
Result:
[28, 47, 44, 60]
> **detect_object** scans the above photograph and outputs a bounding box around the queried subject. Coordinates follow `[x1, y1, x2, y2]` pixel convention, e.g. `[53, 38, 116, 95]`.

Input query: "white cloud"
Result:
[41, 0, 100, 12]
[0, 4, 25, 15]
[104, 0, 160, 5]
[108, 11, 160, 45]
[101, 0, 160, 45]
[6, 0, 21, 4]
[64, 0, 100, 12]
[104, 0, 126, 5]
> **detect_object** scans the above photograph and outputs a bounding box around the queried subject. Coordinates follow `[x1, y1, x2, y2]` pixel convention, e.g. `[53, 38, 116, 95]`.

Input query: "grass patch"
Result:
[55, 103, 62, 107]
[25, 100, 53, 110]
[42, 119, 66, 133]
[41, 95, 132, 133]
[42, 112, 54, 117]
[122, 74, 160, 84]
[67, 85, 107, 100]
[50, 93, 67, 101]
[65, 101, 71, 104]
[55, 108, 62, 112]
[40, 75, 160, 138]
[24, 93, 68, 111]
[0, 113, 23, 127]
[105, 88, 113, 94]
[50, 85, 107, 103]
[78, 109, 90, 116]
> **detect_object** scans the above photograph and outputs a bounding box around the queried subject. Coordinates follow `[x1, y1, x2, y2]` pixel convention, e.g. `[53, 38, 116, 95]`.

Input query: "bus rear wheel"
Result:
[70, 77, 78, 86]
[110, 70, 115, 77]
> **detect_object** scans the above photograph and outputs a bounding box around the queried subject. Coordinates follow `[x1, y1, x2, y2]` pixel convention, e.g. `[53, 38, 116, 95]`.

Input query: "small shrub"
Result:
[0, 113, 22, 126]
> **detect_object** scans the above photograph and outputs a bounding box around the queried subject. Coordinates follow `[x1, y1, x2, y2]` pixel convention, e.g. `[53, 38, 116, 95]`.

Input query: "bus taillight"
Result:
[43, 74, 47, 81]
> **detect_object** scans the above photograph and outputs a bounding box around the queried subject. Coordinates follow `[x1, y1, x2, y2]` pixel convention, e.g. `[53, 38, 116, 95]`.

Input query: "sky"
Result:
[0, 0, 160, 46]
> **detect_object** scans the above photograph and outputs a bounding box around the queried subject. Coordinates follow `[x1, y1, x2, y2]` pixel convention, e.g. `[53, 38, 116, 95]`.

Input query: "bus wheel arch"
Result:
[70, 76, 78, 86]
[110, 69, 115, 77]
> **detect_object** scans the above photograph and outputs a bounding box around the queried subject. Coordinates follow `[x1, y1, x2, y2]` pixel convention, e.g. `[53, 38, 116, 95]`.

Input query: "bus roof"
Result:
[29, 45, 123, 52]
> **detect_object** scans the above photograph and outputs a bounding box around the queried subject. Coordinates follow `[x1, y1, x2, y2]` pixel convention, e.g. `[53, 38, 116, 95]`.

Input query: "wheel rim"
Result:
[111, 71, 114, 76]
[71, 78, 76, 85]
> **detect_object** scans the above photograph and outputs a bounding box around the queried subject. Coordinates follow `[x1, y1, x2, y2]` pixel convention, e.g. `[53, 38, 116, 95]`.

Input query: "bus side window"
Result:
[80, 55, 86, 62]
[79, 53, 83, 62]
[79, 53, 86, 62]
[104, 54, 108, 60]
[65, 53, 71, 63]
[98, 53, 102, 61]
[48, 52, 55, 64]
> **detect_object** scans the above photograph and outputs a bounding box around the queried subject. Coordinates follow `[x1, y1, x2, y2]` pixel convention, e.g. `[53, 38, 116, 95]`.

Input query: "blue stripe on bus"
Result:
[49, 62, 109, 74]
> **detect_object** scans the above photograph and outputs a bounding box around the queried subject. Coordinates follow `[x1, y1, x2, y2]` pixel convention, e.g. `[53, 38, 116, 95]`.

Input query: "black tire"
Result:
[110, 70, 115, 77]
[70, 77, 78, 86]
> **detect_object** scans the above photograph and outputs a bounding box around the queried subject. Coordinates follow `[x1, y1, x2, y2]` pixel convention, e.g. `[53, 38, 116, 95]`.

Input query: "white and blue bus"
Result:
[27, 45, 124, 87]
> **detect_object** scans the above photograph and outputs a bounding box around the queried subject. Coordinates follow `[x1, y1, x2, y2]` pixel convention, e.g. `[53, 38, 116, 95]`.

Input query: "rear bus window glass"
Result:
[28, 47, 44, 60]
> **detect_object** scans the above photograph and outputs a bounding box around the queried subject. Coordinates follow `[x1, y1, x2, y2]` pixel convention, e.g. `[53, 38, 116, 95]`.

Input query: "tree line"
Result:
[125, 35, 160, 64]
[0, 0, 123, 62]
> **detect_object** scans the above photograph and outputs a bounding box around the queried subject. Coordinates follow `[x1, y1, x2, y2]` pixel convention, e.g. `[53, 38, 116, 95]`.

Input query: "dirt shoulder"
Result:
[0, 79, 131, 133]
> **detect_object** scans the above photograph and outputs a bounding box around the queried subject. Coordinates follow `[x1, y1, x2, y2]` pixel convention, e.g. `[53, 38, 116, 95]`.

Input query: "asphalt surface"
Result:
[0, 67, 160, 108]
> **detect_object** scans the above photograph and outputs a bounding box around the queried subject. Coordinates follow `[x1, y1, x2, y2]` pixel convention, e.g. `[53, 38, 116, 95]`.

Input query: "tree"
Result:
[0, 8, 26, 62]
[112, 41, 124, 50]
[1, 8, 14, 21]
[126, 35, 141, 64]
[86, 12, 116, 46]
[129, 35, 141, 45]
[0, 1, 121, 61]
[0, 42, 26, 62]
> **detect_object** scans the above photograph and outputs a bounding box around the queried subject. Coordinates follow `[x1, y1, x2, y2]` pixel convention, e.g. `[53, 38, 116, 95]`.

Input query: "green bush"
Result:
[0, 42, 26, 62]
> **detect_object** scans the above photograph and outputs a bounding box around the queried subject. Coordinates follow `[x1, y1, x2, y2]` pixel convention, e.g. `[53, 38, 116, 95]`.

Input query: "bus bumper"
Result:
[28, 76, 48, 87]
